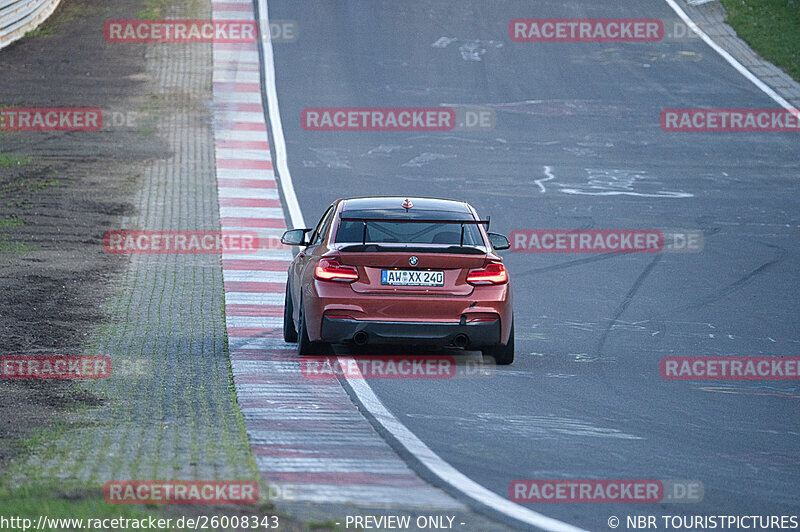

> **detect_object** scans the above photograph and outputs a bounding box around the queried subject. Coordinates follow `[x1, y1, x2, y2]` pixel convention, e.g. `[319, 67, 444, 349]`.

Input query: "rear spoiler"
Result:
[338, 216, 490, 246]
[337, 244, 486, 255]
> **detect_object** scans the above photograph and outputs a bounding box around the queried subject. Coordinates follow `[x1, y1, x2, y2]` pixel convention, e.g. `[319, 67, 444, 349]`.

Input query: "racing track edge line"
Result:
[663, 0, 797, 113]
[335, 359, 590, 532]
[253, 2, 589, 529]
[255, 0, 306, 230]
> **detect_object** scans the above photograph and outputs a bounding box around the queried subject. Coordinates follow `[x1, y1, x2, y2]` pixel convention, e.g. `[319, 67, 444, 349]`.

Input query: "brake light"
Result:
[315, 259, 359, 282]
[466, 262, 508, 285]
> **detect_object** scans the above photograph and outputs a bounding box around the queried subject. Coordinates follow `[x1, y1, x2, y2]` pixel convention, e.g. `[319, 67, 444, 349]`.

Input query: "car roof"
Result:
[339, 196, 476, 221]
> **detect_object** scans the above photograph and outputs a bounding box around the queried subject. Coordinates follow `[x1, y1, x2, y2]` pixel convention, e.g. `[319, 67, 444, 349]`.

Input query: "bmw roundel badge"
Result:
[409, 256, 418, 266]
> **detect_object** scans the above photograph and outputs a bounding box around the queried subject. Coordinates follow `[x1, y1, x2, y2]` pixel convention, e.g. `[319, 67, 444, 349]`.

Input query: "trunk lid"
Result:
[332, 245, 488, 296]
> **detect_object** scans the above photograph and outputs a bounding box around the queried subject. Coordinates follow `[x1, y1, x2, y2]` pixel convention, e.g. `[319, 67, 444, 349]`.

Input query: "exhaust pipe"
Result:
[453, 334, 469, 348]
[353, 331, 369, 346]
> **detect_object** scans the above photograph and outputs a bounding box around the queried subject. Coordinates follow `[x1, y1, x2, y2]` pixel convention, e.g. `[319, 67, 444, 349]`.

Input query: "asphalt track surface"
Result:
[262, 1, 799, 530]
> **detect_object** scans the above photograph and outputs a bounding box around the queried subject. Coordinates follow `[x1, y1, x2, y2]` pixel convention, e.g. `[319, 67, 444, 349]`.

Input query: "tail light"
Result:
[466, 262, 508, 285]
[315, 258, 359, 282]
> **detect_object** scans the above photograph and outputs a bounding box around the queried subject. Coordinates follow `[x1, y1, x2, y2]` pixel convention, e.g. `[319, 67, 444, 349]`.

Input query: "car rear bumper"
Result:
[320, 316, 501, 347]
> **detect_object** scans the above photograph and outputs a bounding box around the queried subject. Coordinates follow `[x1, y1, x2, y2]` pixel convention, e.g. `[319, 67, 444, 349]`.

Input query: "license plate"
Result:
[381, 269, 444, 286]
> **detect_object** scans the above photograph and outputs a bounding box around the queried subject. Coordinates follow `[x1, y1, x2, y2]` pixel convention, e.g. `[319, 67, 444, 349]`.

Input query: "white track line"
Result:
[664, 0, 798, 114]
[340, 357, 588, 532]
[256, 0, 305, 230]
[255, 2, 588, 528]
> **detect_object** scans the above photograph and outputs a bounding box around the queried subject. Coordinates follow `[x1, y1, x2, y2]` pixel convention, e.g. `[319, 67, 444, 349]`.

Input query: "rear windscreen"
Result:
[335, 220, 484, 246]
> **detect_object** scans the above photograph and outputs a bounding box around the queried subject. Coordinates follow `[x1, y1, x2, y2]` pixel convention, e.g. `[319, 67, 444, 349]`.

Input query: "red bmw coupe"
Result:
[281, 197, 514, 364]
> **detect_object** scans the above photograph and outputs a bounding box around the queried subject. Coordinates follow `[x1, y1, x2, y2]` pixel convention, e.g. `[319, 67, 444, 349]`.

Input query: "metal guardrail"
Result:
[0, 0, 62, 50]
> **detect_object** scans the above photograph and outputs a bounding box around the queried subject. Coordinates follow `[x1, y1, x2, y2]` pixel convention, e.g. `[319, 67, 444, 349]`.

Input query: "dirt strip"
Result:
[0, 0, 161, 468]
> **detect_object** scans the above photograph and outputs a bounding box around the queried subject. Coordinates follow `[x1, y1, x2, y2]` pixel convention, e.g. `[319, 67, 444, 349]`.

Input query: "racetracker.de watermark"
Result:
[301, 108, 456, 131]
[104, 20, 256, 43]
[509, 19, 663, 42]
[104, 481, 259, 504]
[0, 108, 147, 132]
[103, 231, 267, 254]
[509, 230, 704, 253]
[1, 356, 111, 379]
[510, 230, 660, 253]
[661, 356, 800, 380]
[301, 356, 456, 379]
[262, 19, 298, 43]
[0, 108, 102, 131]
[509, 479, 703, 503]
[660, 18, 702, 42]
[661, 108, 800, 132]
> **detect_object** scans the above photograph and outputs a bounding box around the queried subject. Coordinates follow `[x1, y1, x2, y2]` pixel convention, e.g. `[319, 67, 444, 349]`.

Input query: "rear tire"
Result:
[482, 319, 514, 365]
[283, 282, 298, 343]
[297, 300, 331, 356]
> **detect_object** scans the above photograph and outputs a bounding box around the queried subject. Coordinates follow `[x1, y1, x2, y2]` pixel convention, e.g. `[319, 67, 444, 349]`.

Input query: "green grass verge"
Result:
[0, 154, 31, 168]
[0, 237, 34, 255]
[137, 0, 203, 19]
[23, 27, 52, 38]
[137, 0, 164, 20]
[720, 0, 800, 80]
[0, 485, 156, 525]
[0, 217, 24, 227]
[0, 404, 169, 527]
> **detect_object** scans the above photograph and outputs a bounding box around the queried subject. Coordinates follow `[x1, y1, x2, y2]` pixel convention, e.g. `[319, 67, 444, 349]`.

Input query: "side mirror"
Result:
[281, 228, 311, 246]
[487, 232, 510, 250]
